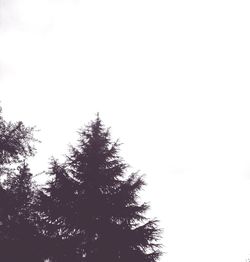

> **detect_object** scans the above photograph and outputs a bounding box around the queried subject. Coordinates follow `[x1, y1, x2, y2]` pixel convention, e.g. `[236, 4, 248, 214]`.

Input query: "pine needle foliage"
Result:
[41, 115, 162, 262]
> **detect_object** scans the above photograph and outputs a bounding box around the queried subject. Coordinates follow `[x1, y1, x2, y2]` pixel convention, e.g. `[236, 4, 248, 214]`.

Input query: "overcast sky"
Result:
[1, 0, 250, 262]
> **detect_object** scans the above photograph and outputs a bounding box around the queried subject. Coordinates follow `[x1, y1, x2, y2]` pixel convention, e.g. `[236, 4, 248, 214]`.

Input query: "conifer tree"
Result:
[43, 115, 162, 262]
[38, 159, 82, 261]
[0, 107, 39, 260]
[4, 162, 35, 225]
[2, 162, 43, 261]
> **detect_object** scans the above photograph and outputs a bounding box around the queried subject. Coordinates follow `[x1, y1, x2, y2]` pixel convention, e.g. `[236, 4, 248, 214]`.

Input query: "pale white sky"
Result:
[1, 1, 250, 262]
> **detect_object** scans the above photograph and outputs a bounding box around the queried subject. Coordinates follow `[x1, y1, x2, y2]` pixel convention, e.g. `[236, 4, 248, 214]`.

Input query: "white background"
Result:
[1, 1, 250, 262]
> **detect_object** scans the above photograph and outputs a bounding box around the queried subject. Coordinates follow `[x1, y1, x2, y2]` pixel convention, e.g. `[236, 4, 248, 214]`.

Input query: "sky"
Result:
[1, 0, 250, 261]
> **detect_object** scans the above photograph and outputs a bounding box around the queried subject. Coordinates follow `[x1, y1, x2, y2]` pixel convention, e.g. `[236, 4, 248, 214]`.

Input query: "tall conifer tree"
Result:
[4, 162, 35, 226]
[0, 107, 39, 260]
[39, 160, 84, 261]
[2, 162, 43, 261]
[43, 115, 162, 262]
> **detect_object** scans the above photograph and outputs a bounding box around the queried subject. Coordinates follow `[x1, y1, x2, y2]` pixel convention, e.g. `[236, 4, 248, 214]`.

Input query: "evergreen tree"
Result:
[2, 162, 43, 261]
[4, 161, 35, 226]
[38, 159, 80, 261]
[43, 115, 162, 262]
[0, 106, 39, 260]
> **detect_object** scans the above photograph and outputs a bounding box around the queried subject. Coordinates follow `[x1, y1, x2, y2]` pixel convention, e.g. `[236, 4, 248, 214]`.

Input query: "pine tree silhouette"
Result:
[2, 162, 43, 261]
[38, 159, 81, 261]
[42, 115, 162, 262]
[0, 107, 40, 261]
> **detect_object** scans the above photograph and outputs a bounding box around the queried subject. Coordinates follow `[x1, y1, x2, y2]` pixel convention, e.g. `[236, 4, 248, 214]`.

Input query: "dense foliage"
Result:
[0, 108, 42, 261]
[0, 107, 36, 168]
[0, 108, 162, 262]
[40, 116, 162, 262]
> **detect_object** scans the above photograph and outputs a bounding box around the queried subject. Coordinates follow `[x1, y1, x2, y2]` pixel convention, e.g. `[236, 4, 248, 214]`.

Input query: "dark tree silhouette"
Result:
[42, 115, 162, 262]
[1, 162, 43, 261]
[38, 159, 81, 261]
[0, 107, 36, 174]
[4, 161, 37, 229]
[0, 107, 40, 261]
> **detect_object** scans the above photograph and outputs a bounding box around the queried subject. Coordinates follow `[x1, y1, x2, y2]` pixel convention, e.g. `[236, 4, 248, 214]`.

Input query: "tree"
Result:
[38, 159, 81, 261]
[42, 115, 162, 262]
[4, 161, 36, 226]
[0, 107, 39, 260]
[2, 162, 43, 261]
[0, 107, 36, 175]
